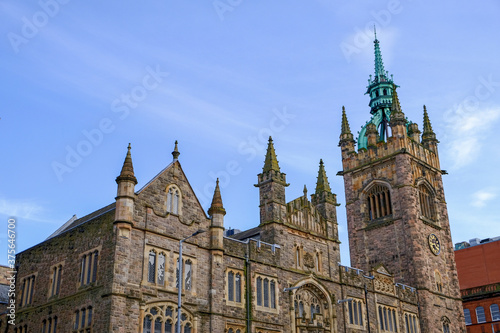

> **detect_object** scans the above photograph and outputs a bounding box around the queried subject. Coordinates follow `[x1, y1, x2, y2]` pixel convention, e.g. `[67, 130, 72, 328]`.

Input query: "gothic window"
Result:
[49, 264, 63, 298]
[404, 313, 419, 333]
[435, 270, 443, 292]
[442, 317, 450, 333]
[74, 306, 93, 332]
[419, 185, 436, 220]
[176, 256, 194, 291]
[255, 275, 277, 311]
[166, 186, 181, 215]
[226, 270, 243, 305]
[79, 249, 99, 286]
[148, 251, 156, 283]
[41, 316, 57, 333]
[256, 277, 262, 306]
[158, 253, 165, 285]
[476, 306, 486, 323]
[348, 299, 364, 327]
[491, 304, 500, 321]
[143, 303, 193, 333]
[383, 88, 388, 95]
[299, 301, 304, 318]
[463, 309, 472, 325]
[378, 305, 398, 332]
[367, 184, 392, 220]
[184, 260, 192, 291]
[20, 274, 36, 306]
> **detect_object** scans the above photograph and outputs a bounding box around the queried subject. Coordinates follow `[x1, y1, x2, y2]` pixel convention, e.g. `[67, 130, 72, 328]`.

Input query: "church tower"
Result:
[339, 36, 466, 331]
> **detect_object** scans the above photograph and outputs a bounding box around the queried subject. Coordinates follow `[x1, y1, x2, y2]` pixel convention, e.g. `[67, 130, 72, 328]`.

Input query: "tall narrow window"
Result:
[92, 251, 99, 283]
[55, 266, 62, 296]
[314, 252, 321, 272]
[143, 316, 152, 333]
[491, 304, 500, 321]
[419, 185, 436, 220]
[476, 306, 486, 323]
[464, 309, 471, 325]
[50, 267, 57, 297]
[165, 320, 173, 333]
[296, 247, 301, 268]
[80, 255, 86, 286]
[228, 271, 234, 301]
[148, 251, 156, 283]
[270, 280, 276, 309]
[167, 186, 181, 215]
[442, 321, 450, 333]
[184, 260, 192, 291]
[157, 253, 165, 285]
[154, 318, 162, 332]
[75, 311, 80, 330]
[435, 271, 443, 292]
[176, 258, 180, 289]
[263, 278, 269, 307]
[235, 273, 242, 303]
[367, 184, 392, 221]
[299, 302, 304, 318]
[184, 323, 192, 333]
[256, 277, 262, 306]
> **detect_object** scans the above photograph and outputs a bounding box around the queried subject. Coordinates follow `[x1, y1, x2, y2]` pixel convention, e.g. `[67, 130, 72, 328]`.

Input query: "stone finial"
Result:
[116, 143, 138, 185]
[315, 159, 332, 194]
[208, 179, 226, 216]
[341, 106, 352, 135]
[422, 105, 437, 140]
[172, 140, 180, 161]
[263, 136, 281, 173]
[339, 106, 355, 147]
[303, 184, 308, 198]
[389, 87, 406, 127]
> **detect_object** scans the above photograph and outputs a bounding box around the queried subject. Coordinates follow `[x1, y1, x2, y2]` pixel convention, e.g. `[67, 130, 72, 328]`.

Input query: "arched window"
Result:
[143, 316, 152, 333]
[299, 302, 304, 318]
[148, 251, 156, 283]
[154, 318, 162, 332]
[184, 260, 192, 291]
[166, 186, 181, 215]
[228, 271, 234, 301]
[383, 88, 388, 95]
[376, 90, 380, 97]
[228, 329, 234, 333]
[464, 309, 472, 325]
[442, 319, 450, 333]
[165, 320, 173, 333]
[367, 184, 392, 220]
[157, 253, 165, 285]
[235, 273, 242, 303]
[476, 306, 486, 323]
[256, 277, 262, 306]
[419, 184, 436, 220]
[491, 304, 500, 321]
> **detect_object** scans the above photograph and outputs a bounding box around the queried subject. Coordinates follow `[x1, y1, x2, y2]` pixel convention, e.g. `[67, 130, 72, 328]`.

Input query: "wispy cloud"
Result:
[0, 198, 48, 222]
[471, 188, 498, 208]
[445, 107, 500, 169]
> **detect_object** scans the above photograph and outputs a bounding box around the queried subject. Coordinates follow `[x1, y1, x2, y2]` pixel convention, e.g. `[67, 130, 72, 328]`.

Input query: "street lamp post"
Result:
[177, 229, 205, 333]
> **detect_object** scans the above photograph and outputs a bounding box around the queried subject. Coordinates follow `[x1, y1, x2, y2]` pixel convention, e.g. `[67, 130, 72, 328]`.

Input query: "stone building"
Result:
[5, 37, 466, 332]
[455, 237, 500, 332]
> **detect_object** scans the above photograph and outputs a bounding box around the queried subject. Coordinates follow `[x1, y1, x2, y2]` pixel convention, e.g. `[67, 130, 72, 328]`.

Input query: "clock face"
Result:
[428, 234, 441, 255]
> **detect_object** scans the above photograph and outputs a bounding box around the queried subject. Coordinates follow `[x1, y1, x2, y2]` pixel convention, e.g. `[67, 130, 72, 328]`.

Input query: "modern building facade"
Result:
[455, 237, 500, 332]
[4, 37, 466, 332]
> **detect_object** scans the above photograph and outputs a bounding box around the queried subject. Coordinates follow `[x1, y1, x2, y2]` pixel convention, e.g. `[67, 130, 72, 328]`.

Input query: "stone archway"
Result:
[289, 279, 334, 333]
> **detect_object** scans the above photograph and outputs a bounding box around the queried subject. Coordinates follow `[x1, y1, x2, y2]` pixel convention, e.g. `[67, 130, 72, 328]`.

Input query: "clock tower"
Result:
[339, 36, 466, 331]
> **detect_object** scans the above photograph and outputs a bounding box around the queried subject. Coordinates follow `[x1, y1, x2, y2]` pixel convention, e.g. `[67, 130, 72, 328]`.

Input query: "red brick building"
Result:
[455, 237, 500, 332]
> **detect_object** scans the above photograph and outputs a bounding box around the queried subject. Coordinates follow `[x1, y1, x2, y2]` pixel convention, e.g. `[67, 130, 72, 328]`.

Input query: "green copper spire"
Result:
[315, 159, 332, 194]
[341, 106, 352, 135]
[263, 136, 281, 173]
[373, 31, 387, 81]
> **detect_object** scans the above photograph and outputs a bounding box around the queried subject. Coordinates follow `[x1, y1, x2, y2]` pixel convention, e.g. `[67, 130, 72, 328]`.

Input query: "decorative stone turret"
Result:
[389, 87, 407, 139]
[365, 123, 379, 146]
[208, 179, 225, 252]
[408, 123, 421, 143]
[421, 105, 439, 153]
[311, 160, 339, 241]
[115, 143, 137, 238]
[255, 137, 289, 226]
[339, 106, 356, 157]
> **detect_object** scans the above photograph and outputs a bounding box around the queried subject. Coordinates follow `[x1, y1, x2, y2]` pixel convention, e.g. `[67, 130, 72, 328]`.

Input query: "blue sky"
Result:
[1, 1, 499, 266]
